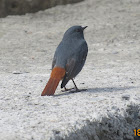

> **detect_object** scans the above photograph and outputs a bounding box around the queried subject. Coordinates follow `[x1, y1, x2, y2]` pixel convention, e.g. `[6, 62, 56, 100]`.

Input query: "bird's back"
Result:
[52, 38, 87, 69]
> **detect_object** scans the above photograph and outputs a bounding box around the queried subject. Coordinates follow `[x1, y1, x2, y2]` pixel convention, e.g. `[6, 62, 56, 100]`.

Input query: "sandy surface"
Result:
[0, 0, 140, 140]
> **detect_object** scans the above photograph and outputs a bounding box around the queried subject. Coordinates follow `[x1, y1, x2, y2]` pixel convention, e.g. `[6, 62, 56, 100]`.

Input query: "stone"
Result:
[0, 0, 83, 18]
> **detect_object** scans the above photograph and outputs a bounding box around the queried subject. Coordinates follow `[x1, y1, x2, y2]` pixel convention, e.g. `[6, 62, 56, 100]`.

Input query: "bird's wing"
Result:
[61, 41, 88, 88]
[52, 55, 56, 69]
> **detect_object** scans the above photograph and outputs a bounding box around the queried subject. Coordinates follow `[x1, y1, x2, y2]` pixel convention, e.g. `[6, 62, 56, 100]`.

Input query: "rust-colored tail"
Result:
[41, 67, 65, 96]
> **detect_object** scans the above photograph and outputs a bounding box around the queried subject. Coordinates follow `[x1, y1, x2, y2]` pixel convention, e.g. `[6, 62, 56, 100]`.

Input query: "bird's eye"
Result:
[76, 29, 81, 32]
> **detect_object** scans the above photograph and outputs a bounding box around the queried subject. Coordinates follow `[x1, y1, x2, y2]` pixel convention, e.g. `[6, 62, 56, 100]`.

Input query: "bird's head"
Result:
[63, 25, 87, 40]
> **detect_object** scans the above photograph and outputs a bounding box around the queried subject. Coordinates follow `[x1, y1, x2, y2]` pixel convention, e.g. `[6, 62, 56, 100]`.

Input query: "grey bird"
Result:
[41, 25, 88, 96]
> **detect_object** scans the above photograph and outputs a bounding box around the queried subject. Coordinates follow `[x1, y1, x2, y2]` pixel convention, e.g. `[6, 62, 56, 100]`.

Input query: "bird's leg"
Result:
[72, 79, 80, 92]
[62, 79, 80, 92]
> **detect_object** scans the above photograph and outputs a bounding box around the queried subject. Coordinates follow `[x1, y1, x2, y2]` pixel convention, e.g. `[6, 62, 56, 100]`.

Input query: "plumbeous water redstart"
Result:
[41, 25, 88, 96]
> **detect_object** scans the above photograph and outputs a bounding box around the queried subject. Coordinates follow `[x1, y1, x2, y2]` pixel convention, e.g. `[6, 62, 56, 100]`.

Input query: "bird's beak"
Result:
[82, 26, 88, 30]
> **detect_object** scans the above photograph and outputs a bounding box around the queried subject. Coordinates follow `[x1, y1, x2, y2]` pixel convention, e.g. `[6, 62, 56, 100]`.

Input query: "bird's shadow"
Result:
[54, 86, 137, 97]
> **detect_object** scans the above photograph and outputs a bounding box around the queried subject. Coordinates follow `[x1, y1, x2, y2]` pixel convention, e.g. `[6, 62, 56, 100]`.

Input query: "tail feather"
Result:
[41, 67, 65, 96]
[41, 78, 60, 96]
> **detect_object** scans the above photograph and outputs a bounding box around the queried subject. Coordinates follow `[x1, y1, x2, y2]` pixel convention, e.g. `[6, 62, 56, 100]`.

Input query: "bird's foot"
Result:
[61, 87, 75, 92]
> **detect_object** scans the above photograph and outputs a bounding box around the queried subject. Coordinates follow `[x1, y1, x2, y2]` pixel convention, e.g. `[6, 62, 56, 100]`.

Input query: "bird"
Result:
[41, 25, 88, 96]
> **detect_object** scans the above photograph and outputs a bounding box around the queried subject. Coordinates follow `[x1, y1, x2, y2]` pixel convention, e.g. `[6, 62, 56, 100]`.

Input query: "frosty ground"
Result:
[0, 0, 140, 140]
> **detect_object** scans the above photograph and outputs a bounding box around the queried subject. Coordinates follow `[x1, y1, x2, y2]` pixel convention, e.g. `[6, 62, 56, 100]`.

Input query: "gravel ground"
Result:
[0, 0, 140, 140]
